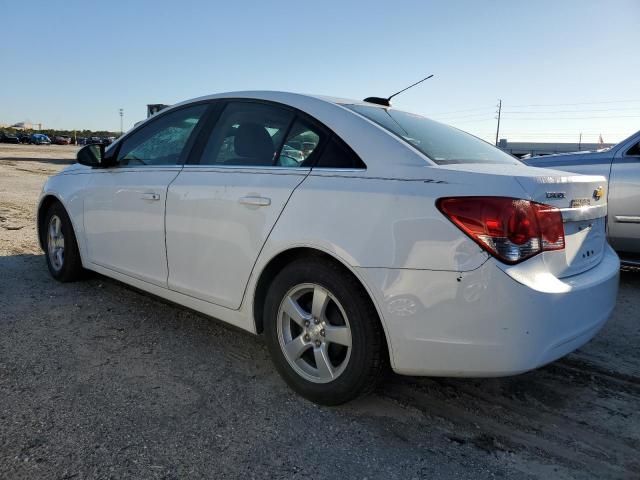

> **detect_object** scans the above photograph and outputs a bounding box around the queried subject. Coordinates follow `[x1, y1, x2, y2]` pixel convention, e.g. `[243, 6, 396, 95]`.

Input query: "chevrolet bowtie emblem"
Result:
[593, 186, 604, 201]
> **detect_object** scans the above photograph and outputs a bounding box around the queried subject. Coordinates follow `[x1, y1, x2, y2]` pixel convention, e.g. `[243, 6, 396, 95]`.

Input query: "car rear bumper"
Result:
[357, 245, 620, 376]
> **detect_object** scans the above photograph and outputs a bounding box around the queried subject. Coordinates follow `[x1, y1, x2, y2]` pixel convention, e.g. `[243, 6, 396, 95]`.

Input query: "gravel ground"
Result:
[1, 144, 639, 479]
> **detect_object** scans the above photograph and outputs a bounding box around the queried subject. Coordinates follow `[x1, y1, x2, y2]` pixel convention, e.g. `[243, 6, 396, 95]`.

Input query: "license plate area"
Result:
[560, 217, 606, 276]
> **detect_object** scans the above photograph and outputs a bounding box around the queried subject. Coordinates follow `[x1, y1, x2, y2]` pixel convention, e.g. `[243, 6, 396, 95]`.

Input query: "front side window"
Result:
[116, 104, 207, 166]
[200, 102, 295, 166]
[345, 104, 519, 166]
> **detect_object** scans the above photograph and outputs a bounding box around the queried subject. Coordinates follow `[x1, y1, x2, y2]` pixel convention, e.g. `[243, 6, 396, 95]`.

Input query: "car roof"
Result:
[173, 90, 386, 110]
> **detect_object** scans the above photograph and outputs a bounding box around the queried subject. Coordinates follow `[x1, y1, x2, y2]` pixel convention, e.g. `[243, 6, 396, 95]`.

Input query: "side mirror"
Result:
[76, 144, 116, 168]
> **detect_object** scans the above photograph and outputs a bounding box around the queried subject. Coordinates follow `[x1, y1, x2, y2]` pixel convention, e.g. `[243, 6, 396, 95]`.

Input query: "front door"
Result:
[83, 104, 208, 287]
[166, 101, 324, 309]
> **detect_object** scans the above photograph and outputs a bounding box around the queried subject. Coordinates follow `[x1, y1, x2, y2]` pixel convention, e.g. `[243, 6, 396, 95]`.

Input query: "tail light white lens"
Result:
[437, 197, 565, 264]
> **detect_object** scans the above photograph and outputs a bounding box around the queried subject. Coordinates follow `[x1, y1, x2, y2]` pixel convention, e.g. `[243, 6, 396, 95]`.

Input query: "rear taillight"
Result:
[437, 197, 565, 264]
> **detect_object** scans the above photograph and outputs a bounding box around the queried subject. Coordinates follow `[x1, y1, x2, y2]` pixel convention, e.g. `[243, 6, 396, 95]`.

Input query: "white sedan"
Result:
[38, 91, 620, 405]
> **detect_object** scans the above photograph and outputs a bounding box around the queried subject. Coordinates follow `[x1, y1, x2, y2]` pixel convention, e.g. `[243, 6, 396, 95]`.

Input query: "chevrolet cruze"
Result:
[38, 91, 620, 404]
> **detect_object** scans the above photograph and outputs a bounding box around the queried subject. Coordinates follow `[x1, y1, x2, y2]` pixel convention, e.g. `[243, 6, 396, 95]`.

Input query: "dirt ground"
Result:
[0, 144, 639, 479]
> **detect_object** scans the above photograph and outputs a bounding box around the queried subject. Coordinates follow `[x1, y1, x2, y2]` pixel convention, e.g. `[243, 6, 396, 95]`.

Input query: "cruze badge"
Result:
[545, 192, 566, 199]
[593, 186, 604, 201]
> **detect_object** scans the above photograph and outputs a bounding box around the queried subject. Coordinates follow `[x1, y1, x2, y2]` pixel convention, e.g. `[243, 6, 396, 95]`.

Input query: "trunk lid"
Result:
[514, 172, 608, 277]
[439, 163, 608, 278]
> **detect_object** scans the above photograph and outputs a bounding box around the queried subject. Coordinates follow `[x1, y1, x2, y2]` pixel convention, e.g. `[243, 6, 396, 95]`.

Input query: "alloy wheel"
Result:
[277, 283, 352, 384]
[47, 214, 65, 271]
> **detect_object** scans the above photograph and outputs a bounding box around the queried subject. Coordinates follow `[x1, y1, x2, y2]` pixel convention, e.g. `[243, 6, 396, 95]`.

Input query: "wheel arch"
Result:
[251, 246, 394, 364]
[37, 194, 83, 264]
[37, 194, 64, 251]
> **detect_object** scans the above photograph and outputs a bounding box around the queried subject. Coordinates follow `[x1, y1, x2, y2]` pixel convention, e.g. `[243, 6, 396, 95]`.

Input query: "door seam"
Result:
[236, 169, 313, 310]
[164, 167, 185, 286]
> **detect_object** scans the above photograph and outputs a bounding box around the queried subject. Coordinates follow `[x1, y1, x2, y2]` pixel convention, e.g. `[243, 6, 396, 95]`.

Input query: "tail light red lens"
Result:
[437, 197, 565, 264]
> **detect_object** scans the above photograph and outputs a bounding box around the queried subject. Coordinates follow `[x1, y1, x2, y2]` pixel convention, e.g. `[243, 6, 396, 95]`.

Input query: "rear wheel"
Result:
[44, 202, 84, 282]
[264, 257, 385, 405]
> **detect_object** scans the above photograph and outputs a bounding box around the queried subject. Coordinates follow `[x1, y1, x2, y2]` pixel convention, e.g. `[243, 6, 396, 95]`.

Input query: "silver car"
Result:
[525, 130, 640, 266]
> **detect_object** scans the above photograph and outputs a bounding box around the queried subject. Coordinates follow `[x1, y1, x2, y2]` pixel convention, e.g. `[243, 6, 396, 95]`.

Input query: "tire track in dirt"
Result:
[378, 357, 640, 477]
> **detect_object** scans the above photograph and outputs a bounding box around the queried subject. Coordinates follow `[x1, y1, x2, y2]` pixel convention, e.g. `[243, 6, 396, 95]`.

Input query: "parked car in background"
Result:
[1, 132, 21, 144]
[102, 136, 116, 145]
[29, 134, 51, 145]
[525, 129, 640, 266]
[87, 136, 102, 145]
[53, 135, 72, 145]
[37, 91, 619, 405]
[19, 134, 31, 144]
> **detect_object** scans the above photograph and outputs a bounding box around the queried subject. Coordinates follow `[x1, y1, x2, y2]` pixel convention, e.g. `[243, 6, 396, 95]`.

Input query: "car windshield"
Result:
[345, 104, 520, 166]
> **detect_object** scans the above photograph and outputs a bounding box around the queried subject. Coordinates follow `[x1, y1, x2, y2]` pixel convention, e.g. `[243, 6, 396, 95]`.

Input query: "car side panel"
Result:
[38, 168, 93, 265]
[165, 166, 309, 309]
[258, 172, 494, 272]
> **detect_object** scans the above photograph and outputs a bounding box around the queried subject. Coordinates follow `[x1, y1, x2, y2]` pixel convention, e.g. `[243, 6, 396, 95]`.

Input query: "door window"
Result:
[116, 104, 207, 166]
[626, 142, 640, 156]
[314, 137, 366, 169]
[200, 102, 295, 166]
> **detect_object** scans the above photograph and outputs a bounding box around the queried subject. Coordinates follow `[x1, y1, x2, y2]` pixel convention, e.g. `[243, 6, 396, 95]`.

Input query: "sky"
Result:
[1, 0, 639, 144]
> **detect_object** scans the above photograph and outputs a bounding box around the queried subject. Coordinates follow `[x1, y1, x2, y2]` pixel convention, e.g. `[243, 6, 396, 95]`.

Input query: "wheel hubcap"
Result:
[47, 215, 65, 271]
[277, 283, 352, 384]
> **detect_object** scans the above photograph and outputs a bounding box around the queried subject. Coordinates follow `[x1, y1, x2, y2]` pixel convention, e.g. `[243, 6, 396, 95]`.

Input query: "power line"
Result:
[442, 112, 640, 123]
[427, 105, 494, 115]
[498, 114, 640, 120]
[504, 107, 640, 114]
[495, 99, 502, 146]
[431, 111, 496, 120]
[440, 117, 500, 124]
[508, 99, 640, 107]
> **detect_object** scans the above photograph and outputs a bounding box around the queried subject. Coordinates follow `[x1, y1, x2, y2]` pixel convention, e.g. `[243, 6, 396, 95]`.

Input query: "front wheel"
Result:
[44, 202, 84, 282]
[264, 258, 386, 405]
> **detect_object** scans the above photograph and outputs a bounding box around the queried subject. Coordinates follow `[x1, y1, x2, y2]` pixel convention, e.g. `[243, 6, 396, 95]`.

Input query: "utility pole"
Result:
[495, 99, 502, 147]
[578, 132, 582, 151]
[119, 108, 124, 136]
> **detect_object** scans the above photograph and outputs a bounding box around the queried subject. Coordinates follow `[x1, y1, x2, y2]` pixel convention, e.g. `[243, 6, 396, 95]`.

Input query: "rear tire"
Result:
[264, 257, 386, 405]
[44, 202, 84, 282]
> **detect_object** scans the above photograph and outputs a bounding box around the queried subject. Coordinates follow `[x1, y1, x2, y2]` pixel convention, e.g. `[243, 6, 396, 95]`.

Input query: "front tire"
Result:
[264, 257, 386, 405]
[44, 202, 84, 282]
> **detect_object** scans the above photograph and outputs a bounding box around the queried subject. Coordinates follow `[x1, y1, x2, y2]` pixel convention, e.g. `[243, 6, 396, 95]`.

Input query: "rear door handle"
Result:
[239, 195, 271, 207]
[140, 192, 160, 201]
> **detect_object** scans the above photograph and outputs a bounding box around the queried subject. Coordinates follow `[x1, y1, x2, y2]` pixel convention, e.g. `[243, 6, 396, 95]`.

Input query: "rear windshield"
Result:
[345, 104, 519, 165]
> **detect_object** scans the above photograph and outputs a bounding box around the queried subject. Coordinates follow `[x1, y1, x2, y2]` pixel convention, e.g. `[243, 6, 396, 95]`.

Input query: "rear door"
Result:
[83, 103, 208, 286]
[165, 100, 325, 309]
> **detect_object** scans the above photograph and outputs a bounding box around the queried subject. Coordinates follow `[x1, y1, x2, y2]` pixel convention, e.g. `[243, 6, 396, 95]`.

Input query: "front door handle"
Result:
[614, 215, 640, 224]
[239, 195, 271, 207]
[140, 192, 160, 201]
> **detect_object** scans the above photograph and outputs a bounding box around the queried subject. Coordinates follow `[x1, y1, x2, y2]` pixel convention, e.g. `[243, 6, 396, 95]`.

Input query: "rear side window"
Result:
[345, 104, 519, 166]
[314, 137, 366, 169]
[200, 102, 294, 166]
[277, 119, 323, 167]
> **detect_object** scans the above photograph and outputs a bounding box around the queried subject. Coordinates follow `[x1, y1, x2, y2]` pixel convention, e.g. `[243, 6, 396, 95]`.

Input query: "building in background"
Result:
[498, 139, 614, 158]
[10, 122, 36, 130]
[147, 104, 169, 118]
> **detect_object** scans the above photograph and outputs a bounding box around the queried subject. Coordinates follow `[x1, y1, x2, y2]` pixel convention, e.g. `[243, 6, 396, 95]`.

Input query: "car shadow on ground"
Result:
[2, 253, 639, 478]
